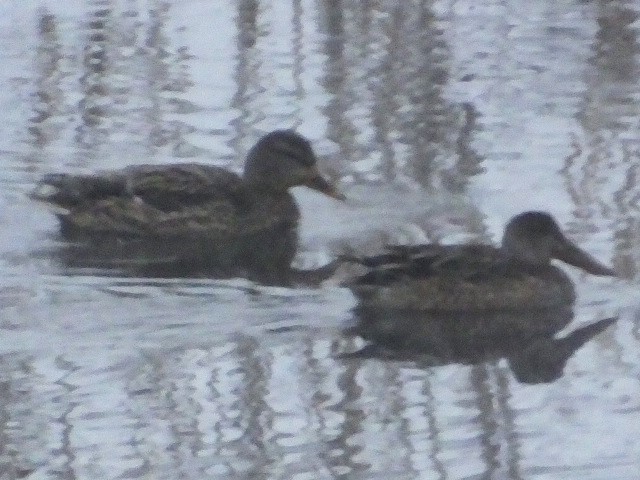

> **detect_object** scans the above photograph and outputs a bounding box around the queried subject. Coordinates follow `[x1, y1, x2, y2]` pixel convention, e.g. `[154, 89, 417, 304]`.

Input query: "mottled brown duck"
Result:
[32, 130, 344, 285]
[346, 211, 616, 311]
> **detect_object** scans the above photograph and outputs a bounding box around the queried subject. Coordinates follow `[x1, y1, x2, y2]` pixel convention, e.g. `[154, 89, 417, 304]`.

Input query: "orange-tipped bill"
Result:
[305, 172, 346, 201]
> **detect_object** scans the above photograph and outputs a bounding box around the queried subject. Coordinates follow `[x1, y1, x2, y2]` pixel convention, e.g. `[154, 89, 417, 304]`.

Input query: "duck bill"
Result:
[305, 172, 346, 201]
[553, 238, 616, 276]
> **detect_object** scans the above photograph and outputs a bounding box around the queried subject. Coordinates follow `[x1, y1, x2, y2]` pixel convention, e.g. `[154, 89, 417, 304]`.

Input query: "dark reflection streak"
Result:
[612, 217, 640, 279]
[29, 10, 63, 149]
[0, 360, 41, 479]
[320, 0, 356, 167]
[55, 357, 80, 480]
[177, 362, 204, 474]
[445, 102, 485, 194]
[183, 369, 205, 466]
[291, 0, 304, 124]
[145, 4, 168, 149]
[237, 336, 271, 478]
[356, 0, 373, 44]
[325, 360, 365, 476]
[350, 2, 378, 177]
[321, 0, 344, 83]
[496, 368, 523, 480]
[569, 1, 640, 279]
[369, 4, 402, 183]
[422, 373, 446, 480]
[306, 336, 335, 475]
[392, 372, 420, 477]
[0, 381, 30, 479]
[150, 3, 198, 157]
[388, 366, 415, 476]
[633, 310, 640, 346]
[592, 2, 639, 82]
[402, 1, 452, 190]
[0, 379, 9, 474]
[205, 361, 226, 471]
[210, 342, 252, 476]
[111, 2, 139, 152]
[230, 0, 261, 165]
[75, 1, 111, 152]
[309, 338, 346, 477]
[603, 2, 640, 280]
[560, 134, 583, 211]
[613, 156, 639, 215]
[159, 364, 183, 473]
[471, 365, 500, 477]
[238, 0, 259, 49]
[135, 352, 206, 477]
[58, 403, 76, 480]
[299, 336, 322, 472]
[123, 359, 154, 477]
[145, 3, 174, 150]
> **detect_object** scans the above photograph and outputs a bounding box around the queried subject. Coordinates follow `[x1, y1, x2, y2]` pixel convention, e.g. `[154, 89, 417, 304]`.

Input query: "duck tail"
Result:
[30, 172, 129, 211]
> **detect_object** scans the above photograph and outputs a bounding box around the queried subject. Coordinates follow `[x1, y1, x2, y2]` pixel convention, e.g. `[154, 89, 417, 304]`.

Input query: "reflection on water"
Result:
[1, 0, 640, 479]
[347, 307, 616, 384]
[562, 2, 640, 280]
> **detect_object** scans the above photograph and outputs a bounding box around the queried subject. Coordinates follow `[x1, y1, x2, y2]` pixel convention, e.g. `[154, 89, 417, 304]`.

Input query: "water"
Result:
[1, 1, 639, 478]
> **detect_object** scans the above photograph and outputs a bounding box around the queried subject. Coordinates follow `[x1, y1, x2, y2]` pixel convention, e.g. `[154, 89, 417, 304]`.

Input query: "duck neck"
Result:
[501, 241, 551, 270]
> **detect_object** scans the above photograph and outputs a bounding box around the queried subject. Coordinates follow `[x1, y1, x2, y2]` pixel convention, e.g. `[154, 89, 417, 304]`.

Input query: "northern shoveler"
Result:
[345, 211, 616, 310]
[31, 130, 344, 285]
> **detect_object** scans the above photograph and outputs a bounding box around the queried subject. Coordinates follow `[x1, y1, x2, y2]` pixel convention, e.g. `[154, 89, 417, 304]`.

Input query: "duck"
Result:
[31, 129, 345, 285]
[345, 211, 616, 311]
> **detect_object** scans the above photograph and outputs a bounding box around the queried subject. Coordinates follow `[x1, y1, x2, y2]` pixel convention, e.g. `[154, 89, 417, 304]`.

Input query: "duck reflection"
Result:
[344, 307, 616, 384]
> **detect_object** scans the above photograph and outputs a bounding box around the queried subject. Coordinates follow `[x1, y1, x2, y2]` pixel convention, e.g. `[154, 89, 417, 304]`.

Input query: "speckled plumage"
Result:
[347, 211, 616, 311]
[32, 130, 344, 284]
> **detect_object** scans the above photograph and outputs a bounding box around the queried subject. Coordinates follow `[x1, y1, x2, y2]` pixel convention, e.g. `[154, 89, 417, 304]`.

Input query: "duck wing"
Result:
[124, 163, 248, 212]
[351, 243, 505, 286]
[59, 195, 243, 238]
[33, 163, 252, 238]
[348, 243, 576, 311]
[33, 163, 247, 210]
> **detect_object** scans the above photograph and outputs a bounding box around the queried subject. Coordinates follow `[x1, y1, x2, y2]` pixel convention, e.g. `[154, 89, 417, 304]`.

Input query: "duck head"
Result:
[244, 130, 345, 200]
[501, 211, 616, 276]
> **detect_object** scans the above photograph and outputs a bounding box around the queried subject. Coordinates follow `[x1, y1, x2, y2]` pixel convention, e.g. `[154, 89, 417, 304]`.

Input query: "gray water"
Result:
[1, 1, 640, 479]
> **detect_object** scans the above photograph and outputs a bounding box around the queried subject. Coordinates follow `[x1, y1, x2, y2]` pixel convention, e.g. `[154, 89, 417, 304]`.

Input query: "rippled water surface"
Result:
[1, 1, 640, 479]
